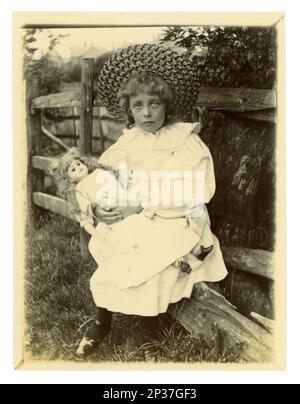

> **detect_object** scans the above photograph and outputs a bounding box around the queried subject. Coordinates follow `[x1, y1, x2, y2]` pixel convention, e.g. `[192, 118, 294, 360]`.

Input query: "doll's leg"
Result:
[192, 244, 214, 261]
[76, 307, 112, 356]
[174, 256, 192, 274]
[188, 216, 214, 260]
[191, 243, 203, 257]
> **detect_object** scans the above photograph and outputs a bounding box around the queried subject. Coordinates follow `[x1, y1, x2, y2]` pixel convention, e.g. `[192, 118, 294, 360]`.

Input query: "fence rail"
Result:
[31, 155, 56, 175]
[31, 86, 276, 120]
[196, 87, 276, 111]
[31, 91, 81, 109]
[33, 192, 75, 221]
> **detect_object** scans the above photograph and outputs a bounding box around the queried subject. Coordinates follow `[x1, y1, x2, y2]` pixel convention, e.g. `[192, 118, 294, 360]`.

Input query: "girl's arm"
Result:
[93, 173, 143, 223]
[93, 204, 142, 224]
[113, 203, 143, 219]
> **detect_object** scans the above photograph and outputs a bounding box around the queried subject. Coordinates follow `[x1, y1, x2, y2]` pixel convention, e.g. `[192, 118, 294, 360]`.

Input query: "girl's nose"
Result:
[143, 106, 151, 117]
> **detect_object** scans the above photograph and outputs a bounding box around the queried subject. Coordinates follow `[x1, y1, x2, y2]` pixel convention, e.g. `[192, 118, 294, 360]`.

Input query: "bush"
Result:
[160, 26, 276, 89]
[23, 29, 66, 95]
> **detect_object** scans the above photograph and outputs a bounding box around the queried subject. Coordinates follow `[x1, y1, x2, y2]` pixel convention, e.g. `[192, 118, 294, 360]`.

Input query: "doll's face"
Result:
[67, 159, 89, 183]
[129, 90, 166, 133]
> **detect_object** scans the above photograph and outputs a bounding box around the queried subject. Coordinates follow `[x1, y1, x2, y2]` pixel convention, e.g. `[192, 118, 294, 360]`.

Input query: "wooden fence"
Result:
[27, 58, 276, 219]
[26, 57, 277, 361]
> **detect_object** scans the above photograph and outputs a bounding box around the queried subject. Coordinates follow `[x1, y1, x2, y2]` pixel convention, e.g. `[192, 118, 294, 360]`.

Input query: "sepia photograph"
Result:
[14, 12, 285, 370]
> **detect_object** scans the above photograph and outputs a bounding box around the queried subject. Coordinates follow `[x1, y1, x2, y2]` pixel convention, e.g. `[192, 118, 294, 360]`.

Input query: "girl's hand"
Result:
[93, 206, 123, 225]
[114, 204, 143, 220]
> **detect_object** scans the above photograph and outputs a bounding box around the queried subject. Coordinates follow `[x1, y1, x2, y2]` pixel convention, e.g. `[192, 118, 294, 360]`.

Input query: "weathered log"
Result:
[168, 282, 273, 363]
[222, 247, 274, 280]
[219, 269, 272, 319]
[251, 312, 275, 333]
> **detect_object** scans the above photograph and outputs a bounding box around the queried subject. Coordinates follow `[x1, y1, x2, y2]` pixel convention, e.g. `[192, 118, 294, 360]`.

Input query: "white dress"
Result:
[76, 173, 202, 289]
[88, 122, 228, 316]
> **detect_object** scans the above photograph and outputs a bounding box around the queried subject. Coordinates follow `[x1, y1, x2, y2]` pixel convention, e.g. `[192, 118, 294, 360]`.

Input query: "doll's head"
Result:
[51, 147, 88, 185]
[118, 71, 176, 131]
[50, 148, 119, 218]
[66, 158, 89, 184]
[49, 148, 86, 217]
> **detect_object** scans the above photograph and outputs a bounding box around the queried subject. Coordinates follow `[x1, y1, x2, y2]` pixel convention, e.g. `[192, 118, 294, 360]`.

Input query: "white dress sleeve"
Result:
[98, 132, 129, 171]
[74, 187, 94, 227]
[99, 130, 144, 206]
[186, 132, 216, 204]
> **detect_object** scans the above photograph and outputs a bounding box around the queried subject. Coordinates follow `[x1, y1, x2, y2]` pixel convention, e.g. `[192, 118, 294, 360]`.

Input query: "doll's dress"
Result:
[75, 171, 202, 288]
[88, 122, 228, 316]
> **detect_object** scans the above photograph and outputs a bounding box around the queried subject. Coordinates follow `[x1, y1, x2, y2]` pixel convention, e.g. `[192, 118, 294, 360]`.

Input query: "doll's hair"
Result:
[118, 71, 177, 128]
[50, 147, 119, 220]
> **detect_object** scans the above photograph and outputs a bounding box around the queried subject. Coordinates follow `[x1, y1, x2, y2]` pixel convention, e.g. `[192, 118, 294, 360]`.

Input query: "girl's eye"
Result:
[72, 168, 76, 173]
[77, 162, 81, 166]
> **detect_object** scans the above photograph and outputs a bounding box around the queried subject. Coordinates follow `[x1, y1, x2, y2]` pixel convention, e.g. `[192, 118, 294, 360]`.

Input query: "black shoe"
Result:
[76, 335, 101, 356]
[196, 245, 213, 261]
[179, 260, 192, 274]
[76, 319, 111, 356]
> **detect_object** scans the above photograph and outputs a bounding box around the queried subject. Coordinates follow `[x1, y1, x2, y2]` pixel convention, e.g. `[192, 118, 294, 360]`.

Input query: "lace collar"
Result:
[118, 122, 197, 151]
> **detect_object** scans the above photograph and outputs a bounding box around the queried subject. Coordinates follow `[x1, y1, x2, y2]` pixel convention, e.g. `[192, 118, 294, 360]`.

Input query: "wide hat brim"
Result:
[97, 43, 200, 122]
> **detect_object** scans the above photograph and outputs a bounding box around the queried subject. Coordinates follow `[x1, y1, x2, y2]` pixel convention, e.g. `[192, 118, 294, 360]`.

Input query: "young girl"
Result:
[52, 147, 211, 285]
[75, 43, 227, 355]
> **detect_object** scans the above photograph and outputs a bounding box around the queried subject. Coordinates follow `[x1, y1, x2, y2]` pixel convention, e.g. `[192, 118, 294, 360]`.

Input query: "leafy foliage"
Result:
[58, 51, 113, 83]
[23, 29, 67, 95]
[160, 26, 276, 89]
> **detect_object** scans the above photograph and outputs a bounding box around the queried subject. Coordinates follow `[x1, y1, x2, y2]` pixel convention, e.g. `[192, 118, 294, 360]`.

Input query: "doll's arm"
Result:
[80, 220, 97, 237]
[80, 220, 106, 244]
[80, 220, 96, 236]
[96, 176, 143, 220]
[75, 188, 95, 225]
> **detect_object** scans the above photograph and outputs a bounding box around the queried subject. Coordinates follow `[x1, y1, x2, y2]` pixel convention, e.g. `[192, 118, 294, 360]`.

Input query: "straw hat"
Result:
[97, 43, 200, 122]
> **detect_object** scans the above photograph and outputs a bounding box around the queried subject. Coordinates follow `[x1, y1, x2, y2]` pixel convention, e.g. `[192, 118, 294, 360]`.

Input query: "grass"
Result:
[25, 213, 241, 364]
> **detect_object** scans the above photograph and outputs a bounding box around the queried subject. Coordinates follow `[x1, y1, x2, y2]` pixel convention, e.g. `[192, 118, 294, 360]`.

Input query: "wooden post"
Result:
[98, 107, 105, 154]
[79, 58, 95, 258]
[26, 77, 44, 231]
[80, 58, 94, 155]
[72, 107, 77, 147]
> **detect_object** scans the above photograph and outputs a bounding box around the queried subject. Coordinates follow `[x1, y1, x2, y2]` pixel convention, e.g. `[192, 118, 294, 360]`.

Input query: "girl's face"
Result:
[129, 90, 166, 133]
[67, 159, 88, 183]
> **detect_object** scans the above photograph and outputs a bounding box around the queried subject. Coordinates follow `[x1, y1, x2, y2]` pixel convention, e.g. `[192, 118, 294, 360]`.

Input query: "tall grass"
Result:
[25, 213, 240, 363]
